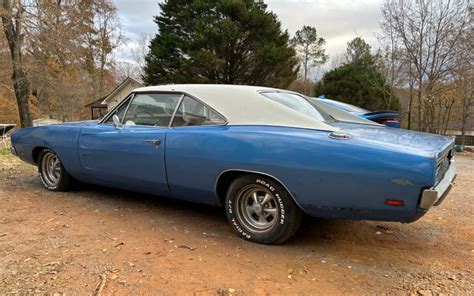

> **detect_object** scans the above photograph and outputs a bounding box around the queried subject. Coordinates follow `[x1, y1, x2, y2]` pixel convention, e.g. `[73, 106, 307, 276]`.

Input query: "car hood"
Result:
[330, 122, 454, 159]
[11, 120, 99, 136]
[58, 120, 99, 126]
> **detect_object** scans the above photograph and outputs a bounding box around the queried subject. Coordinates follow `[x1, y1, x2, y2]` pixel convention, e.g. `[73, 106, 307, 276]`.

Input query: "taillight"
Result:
[385, 199, 404, 206]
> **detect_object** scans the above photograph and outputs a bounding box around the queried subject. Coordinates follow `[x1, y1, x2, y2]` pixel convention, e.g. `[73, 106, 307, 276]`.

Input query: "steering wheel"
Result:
[133, 110, 155, 120]
[133, 111, 168, 126]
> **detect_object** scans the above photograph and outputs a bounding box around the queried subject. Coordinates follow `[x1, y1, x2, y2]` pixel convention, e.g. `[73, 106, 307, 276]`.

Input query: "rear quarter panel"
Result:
[165, 125, 434, 222]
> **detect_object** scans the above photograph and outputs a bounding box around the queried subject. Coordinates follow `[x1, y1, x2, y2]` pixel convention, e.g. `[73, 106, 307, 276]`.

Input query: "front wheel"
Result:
[225, 175, 302, 244]
[38, 149, 72, 191]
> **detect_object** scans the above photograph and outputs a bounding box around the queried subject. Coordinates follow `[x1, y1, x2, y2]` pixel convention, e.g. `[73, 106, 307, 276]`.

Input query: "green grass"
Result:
[0, 147, 10, 156]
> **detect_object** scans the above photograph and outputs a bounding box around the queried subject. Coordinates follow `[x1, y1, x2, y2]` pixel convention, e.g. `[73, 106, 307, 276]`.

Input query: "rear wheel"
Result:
[38, 149, 72, 191]
[225, 175, 302, 244]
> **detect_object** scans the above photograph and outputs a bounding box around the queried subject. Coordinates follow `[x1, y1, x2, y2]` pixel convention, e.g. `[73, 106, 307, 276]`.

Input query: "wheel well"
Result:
[215, 171, 246, 205]
[32, 146, 48, 164]
[215, 170, 304, 212]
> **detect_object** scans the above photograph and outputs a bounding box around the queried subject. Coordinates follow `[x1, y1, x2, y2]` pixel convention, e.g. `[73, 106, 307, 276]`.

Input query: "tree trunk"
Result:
[441, 99, 455, 136]
[460, 123, 466, 146]
[303, 44, 309, 83]
[416, 84, 423, 131]
[12, 68, 32, 127]
[407, 81, 414, 130]
[460, 96, 468, 146]
[1, 0, 32, 127]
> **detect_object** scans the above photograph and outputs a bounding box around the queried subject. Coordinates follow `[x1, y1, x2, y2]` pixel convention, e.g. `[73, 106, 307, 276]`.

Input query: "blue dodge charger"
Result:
[11, 85, 456, 244]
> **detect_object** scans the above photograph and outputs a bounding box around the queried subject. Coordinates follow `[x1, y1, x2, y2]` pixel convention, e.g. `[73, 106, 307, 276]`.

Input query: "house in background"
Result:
[85, 96, 108, 119]
[85, 77, 143, 119]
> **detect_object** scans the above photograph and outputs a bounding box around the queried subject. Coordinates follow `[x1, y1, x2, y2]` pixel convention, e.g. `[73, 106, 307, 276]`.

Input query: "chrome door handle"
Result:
[144, 139, 161, 146]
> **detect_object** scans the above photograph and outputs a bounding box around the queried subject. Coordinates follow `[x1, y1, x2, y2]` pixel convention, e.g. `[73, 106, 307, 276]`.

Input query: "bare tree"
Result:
[131, 33, 150, 78]
[291, 26, 328, 85]
[451, 24, 473, 144]
[376, 21, 407, 113]
[1, 0, 32, 127]
[95, 0, 124, 96]
[23, 0, 88, 120]
[329, 53, 346, 70]
[458, 78, 474, 145]
[81, 0, 124, 97]
[1, 0, 124, 123]
[114, 60, 139, 82]
[404, 61, 417, 129]
[381, 0, 470, 133]
[0, 25, 13, 91]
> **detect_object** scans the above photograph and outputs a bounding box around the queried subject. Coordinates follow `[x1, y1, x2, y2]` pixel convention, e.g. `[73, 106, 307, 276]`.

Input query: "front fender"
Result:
[11, 125, 83, 177]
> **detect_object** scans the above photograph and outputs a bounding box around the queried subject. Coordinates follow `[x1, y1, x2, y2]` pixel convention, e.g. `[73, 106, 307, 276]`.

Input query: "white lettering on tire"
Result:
[231, 218, 251, 239]
[256, 179, 286, 225]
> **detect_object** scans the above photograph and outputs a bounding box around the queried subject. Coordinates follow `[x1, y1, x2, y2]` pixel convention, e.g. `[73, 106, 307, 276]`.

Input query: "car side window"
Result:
[172, 96, 226, 127]
[122, 93, 182, 127]
[105, 97, 131, 123]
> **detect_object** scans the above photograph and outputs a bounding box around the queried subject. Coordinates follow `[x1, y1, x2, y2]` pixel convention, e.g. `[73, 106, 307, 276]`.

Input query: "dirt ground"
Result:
[0, 151, 473, 295]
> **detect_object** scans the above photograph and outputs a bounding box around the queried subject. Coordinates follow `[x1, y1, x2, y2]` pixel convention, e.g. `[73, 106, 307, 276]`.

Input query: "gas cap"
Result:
[328, 131, 351, 140]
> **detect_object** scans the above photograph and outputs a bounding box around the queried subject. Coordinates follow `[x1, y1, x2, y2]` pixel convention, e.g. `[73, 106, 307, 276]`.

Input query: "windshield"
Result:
[261, 92, 327, 122]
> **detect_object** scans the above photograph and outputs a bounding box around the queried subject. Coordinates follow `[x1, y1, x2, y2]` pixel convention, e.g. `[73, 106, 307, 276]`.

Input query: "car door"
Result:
[165, 95, 228, 204]
[78, 92, 183, 193]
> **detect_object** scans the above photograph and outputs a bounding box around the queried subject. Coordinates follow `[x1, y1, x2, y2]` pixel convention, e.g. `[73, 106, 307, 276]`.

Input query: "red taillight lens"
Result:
[385, 199, 404, 206]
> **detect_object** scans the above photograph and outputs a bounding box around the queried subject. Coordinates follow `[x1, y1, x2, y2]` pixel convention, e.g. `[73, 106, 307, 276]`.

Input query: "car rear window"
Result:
[261, 92, 327, 122]
[321, 99, 369, 114]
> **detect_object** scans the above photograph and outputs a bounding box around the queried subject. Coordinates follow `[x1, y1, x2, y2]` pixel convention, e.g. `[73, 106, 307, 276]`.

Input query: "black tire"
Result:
[225, 174, 302, 244]
[38, 149, 72, 191]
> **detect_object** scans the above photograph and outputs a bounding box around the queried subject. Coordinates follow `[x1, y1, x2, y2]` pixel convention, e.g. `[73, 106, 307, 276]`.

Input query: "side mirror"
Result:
[112, 115, 122, 129]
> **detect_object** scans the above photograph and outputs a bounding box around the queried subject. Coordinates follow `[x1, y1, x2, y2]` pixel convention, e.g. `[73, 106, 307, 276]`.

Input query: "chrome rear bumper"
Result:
[419, 160, 456, 209]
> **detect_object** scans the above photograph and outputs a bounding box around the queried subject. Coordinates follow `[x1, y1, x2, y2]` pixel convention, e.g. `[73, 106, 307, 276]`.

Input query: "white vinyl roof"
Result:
[134, 84, 337, 131]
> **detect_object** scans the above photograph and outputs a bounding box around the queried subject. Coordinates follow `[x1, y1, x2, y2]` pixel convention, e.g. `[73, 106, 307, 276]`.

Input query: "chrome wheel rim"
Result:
[235, 185, 279, 233]
[41, 152, 61, 187]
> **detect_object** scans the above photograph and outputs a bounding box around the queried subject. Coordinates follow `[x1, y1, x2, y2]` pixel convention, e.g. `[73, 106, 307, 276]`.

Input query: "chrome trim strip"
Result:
[99, 93, 135, 124]
[214, 169, 308, 214]
[134, 90, 228, 126]
[101, 91, 228, 128]
[120, 93, 135, 124]
[420, 160, 456, 209]
[168, 94, 185, 128]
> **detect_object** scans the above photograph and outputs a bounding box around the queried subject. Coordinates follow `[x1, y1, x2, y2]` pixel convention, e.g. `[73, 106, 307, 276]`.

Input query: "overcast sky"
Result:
[114, 0, 384, 75]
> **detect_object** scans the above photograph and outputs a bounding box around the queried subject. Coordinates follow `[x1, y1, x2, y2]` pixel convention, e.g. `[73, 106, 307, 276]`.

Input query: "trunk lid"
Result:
[330, 122, 455, 159]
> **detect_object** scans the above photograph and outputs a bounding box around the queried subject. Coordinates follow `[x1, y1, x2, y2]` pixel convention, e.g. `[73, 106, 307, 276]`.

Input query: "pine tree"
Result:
[144, 0, 298, 88]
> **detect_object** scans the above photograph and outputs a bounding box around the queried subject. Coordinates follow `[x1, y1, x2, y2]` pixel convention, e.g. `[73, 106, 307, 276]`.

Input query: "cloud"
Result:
[114, 0, 384, 75]
[113, 0, 163, 61]
[265, 0, 383, 57]
[114, 0, 162, 40]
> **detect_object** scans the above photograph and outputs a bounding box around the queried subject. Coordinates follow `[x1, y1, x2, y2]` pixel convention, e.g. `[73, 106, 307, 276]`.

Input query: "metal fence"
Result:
[455, 135, 474, 146]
